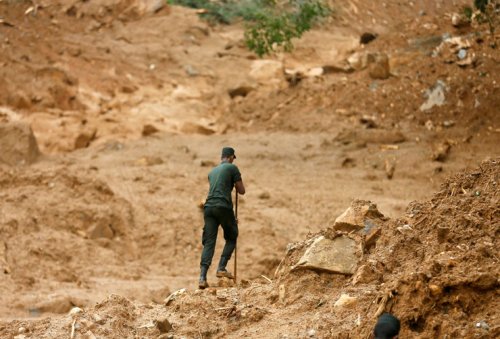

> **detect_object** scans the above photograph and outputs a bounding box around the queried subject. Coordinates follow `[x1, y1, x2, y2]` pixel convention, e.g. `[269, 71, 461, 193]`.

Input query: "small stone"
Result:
[475, 321, 489, 330]
[142, 124, 159, 137]
[368, 53, 390, 80]
[88, 223, 114, 240]
[228, 85, 254, 98]
[334, 294, 357, 307]
[279, 284, 286, 304]
[257, 191, 271, 199]
[442, 120, 455, 128]
[360, 32, 377, 45]
[92, 314, 105, 325]
[155, 317, 173, 333]
[431, 141, 451, 162]
[428, 284, 442, 296]
[69, 307, 83, 316]
[74, 129, 97, 150]
[457, 49, 467, 60]
[307, 329, 316, 337]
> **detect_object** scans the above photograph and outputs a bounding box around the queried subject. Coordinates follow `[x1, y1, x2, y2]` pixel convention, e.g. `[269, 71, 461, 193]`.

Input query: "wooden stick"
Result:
[234, 192, 238, 283]
[261, 275, 273, 283]
[70, 319, 76, 339]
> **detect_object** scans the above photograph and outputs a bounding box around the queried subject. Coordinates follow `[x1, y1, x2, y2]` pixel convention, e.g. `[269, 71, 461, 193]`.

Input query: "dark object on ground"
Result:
[360, 32, 377, 44]
[374, 313, 400, 339]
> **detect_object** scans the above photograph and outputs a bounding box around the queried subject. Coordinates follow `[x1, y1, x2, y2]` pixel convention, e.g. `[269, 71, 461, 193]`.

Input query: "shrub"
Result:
[464, 0, 498, 38]
[168, 0, 331, 56]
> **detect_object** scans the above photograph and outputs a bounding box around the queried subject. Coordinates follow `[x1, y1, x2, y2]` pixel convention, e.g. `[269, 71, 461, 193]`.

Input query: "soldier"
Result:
[198, 147, 245, 289]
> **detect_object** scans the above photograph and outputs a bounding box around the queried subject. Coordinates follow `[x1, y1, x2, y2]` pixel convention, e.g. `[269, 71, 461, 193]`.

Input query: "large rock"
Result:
[294, 235, 359, 275]
[333, 200, 385, 232]
[0, 122, 41, 166]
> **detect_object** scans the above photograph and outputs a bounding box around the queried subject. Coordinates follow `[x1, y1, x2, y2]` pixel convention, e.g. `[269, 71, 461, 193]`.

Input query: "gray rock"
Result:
[420, 80, 447, 111]
[457, 49, 467, 59]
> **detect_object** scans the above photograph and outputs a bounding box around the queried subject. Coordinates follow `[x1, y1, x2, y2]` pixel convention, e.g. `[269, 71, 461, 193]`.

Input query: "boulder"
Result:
[0, 122, 40, 166]
[294, 235, 359, 275]
[333, 200, 385, 233]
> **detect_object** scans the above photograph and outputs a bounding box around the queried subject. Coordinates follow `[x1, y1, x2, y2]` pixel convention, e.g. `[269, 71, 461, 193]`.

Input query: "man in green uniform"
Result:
[199, 147, 245, 289]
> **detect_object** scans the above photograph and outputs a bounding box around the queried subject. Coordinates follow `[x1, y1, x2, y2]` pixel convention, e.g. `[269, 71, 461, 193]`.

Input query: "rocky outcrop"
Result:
[0, 122, 41, 166]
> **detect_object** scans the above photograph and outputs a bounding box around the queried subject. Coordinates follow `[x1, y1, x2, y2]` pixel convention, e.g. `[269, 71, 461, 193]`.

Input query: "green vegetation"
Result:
[168, 0, 331, 57]
[464, 0, 498, 37]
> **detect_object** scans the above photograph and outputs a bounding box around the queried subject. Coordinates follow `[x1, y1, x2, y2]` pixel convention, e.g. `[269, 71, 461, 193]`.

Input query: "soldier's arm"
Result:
[235, 180, 245, 195]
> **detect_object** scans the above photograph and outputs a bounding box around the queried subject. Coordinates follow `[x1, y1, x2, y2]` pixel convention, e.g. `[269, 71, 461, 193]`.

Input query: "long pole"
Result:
[234, 192, 238, 283]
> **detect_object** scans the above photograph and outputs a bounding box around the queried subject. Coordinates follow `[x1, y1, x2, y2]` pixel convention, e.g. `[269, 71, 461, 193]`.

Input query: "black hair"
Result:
[374, 313, 400, 339]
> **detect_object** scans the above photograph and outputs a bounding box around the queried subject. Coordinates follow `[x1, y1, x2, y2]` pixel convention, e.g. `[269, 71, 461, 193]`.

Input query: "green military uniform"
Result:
[200, 158, 241, 277]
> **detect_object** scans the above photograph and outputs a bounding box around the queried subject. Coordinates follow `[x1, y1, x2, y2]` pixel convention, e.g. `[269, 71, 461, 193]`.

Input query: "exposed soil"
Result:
[0, 0, 499, 338]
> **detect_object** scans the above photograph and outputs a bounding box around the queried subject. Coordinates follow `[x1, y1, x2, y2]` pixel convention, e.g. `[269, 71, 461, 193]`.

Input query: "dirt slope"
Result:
[0, 0, 499, 338]
[0, 159, 498, 338]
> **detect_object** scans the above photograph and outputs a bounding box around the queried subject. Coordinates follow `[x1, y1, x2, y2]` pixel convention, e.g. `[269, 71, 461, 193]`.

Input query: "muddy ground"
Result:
[0, 0, 499, 338]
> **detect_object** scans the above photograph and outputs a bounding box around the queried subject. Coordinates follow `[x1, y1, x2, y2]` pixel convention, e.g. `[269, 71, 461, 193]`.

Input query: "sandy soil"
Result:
[0, 0, 499, 338]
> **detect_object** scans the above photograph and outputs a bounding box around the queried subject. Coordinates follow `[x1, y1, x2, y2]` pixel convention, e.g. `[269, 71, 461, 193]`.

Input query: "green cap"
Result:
[221, 147, 236, 159]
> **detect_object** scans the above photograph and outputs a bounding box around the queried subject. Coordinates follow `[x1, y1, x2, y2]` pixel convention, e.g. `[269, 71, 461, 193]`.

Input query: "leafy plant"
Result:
[168, 0, 331, 57]
[244, 1, 329, 56]
[464, 0, 498, 38]
[474, 0, 490, 12]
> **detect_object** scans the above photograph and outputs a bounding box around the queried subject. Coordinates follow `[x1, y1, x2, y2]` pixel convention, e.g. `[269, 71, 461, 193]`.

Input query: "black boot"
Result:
[216, 256, 234, 279]
[217, 256, 229, 272]
[199, 265, 209, 289]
